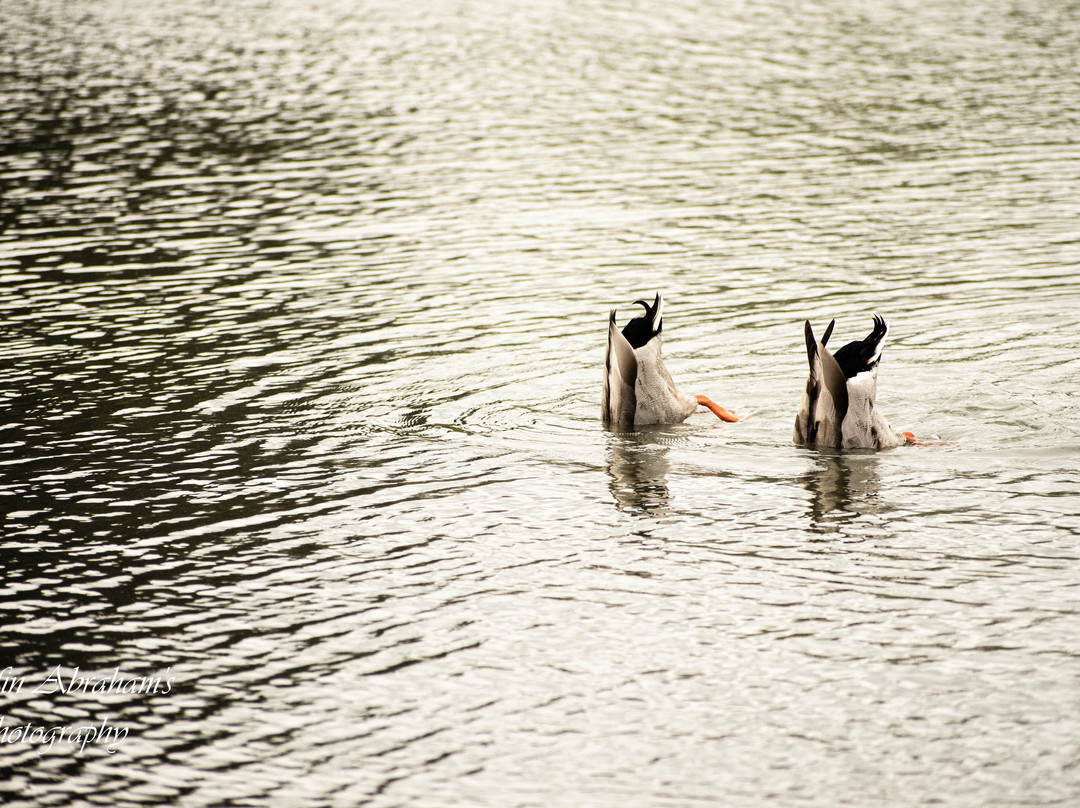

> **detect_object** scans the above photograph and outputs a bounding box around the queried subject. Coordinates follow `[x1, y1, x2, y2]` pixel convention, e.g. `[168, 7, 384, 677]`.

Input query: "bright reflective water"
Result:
[2, 0, 1079, 805]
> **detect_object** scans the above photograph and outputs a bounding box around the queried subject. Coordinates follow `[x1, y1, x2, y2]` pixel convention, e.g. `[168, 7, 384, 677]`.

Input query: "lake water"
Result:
[2, 0, 1079, 805]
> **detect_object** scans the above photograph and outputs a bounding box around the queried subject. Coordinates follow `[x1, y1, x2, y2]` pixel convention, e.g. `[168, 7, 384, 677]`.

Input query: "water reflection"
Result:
[3, 0, 1080, 805]
[604, 427, 675, 515]
[802, 451, 883, 530]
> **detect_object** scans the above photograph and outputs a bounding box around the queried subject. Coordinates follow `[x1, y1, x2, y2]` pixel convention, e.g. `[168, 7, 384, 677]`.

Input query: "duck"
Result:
[794, 315, 917, 449]
[602, 292, 742, 426]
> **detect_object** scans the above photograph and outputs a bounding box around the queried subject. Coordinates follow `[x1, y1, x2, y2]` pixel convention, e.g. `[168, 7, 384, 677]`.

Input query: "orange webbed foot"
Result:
[695, 395, 745, 423]
[904, 431, 952, 446]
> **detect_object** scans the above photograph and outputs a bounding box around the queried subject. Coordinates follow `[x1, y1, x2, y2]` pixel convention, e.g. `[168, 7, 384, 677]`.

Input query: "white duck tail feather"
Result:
[603, 309, 638, 425]
[819, 341, 848, 438]
[795, 320, 846, 447]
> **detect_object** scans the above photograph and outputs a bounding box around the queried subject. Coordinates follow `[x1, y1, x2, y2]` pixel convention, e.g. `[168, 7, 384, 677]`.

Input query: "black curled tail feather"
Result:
[832, 315, 889, 379]
[622, 292, 663, 349]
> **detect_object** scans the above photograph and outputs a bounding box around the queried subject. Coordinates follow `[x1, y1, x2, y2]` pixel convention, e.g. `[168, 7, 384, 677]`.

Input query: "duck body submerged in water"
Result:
[602, 293, 741, 427]
[794, 315, 916, 450]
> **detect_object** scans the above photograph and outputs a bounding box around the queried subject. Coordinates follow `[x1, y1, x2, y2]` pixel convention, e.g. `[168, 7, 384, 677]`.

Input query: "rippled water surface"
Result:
[2, 0, 1080, 805]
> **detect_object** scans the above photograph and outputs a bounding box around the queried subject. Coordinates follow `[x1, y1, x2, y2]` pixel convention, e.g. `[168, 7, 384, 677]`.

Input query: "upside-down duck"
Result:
[602, 292, 742, 427]
[794, 315, 920, 449]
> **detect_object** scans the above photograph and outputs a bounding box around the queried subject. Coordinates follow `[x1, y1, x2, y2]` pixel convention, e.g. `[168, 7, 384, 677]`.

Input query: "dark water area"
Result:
[2, 0, 1079, 805]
